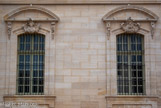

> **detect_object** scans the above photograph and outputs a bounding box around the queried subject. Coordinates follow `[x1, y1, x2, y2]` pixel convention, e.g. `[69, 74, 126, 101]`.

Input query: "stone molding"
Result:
[4, 6, 60, 39]
[102, 5, 159, 39]
[3, 95, 56, 108]
[4, 6, 60, 21]
[1, 1, 161, 5]
[102, 5, 159, 20]
[105, 95, 158, 98]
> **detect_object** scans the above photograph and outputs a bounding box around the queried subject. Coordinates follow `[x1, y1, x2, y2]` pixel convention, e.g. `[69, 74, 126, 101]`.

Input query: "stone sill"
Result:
[105, 95, 158, 98]
[3, 95, 56, 99]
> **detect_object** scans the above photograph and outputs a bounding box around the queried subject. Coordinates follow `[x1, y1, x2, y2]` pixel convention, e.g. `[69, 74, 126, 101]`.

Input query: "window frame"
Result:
[16, 33, 45, 95]
[116, 33, 145, 95]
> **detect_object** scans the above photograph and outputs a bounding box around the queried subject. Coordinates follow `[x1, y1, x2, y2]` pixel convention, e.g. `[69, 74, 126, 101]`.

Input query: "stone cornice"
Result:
[4, 6, 60, 21]
[0, 0, 161, 5]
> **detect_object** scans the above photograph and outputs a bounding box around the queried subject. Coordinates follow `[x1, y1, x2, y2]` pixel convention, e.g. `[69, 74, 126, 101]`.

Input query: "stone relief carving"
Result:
[4, 6, 60, 40]
[51, 22, 56, 39]
[120, 17, 140, 33]
[150, 22, 156, 39]
[22, 19, 40, 33]
[102, 6, 158, 40]
[7, 22, 12, 39]
[106, 22, 110, 40]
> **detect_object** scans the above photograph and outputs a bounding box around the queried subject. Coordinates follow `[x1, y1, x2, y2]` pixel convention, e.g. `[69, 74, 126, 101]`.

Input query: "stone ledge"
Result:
[105, 95, 158, 98]
[3, 95, 56, 99]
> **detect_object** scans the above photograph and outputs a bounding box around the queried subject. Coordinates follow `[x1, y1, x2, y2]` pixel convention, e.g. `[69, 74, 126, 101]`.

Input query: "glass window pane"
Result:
[132, 55, 136, 62]
[25, 78, 30, 85]
[39, 70, 43, 77]
[117, 34, 144, 95]
[33, 78, 38, 85]
[19, 78, 23, 85]
[25, 71, 30, 77]
[132, 86, 137, 93]
[33, 86, 37, 93]
[137, 44, 142, 51]
[17, 34, 45, 95]
[138, 86, 143, 93]
[20, 44, 24, 50]
[25, 86, 30, 93]
[39, 86, 43, 93]
[19, 70, 24, 77]
[19, 55, 24, 62]
[18, 86, 23, 93]
[138, 71, 143, 77]
[39, 78, 43, 85]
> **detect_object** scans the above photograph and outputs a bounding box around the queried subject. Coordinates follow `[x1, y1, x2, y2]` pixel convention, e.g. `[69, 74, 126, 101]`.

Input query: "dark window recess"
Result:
[17, 34, 45, 95]
[117, 34, 145, 95]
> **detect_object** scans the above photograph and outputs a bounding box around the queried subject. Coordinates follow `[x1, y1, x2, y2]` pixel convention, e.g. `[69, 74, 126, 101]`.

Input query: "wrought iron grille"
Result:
[117, 33, 145, 95]
[17, 34, 45, 95]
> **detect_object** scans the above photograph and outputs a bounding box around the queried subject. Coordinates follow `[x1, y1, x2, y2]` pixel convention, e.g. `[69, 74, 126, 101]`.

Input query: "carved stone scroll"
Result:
[120, 17, 140, 33]
[51, 22, 56, 39]
[150, 22, 156, 39]
[22, 19, 40, 33]
[106, 22, 111, 40]
[7, 22, 12, 39]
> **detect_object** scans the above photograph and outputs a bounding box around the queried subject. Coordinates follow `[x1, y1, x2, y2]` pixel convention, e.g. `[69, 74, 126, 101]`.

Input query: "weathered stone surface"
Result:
[0, 2, 161, 108]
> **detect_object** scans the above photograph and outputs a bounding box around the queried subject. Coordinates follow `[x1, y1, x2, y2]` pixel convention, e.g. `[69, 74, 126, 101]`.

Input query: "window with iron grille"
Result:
[117, 33, 145, 95]
[17, 34, 45, 95]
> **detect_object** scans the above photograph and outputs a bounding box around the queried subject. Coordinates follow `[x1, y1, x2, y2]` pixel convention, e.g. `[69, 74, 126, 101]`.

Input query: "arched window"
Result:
[17, 34, 45, 95]
[117, 33, 145, 95]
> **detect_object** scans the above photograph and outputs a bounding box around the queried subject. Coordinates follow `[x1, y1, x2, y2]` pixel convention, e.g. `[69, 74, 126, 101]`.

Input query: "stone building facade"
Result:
[0, 0, 161, 108]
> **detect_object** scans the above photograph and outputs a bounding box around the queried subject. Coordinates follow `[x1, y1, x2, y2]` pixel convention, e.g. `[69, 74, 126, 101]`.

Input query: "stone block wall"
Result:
[0, 2, 161, 108]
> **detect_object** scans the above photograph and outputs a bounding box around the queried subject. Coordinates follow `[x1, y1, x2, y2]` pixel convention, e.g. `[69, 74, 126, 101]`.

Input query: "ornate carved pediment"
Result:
[120, 17, 140, 33]
[102, 5, 159, 39]
[22, 19, 40, 33]
[4, 6, 60, 39]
